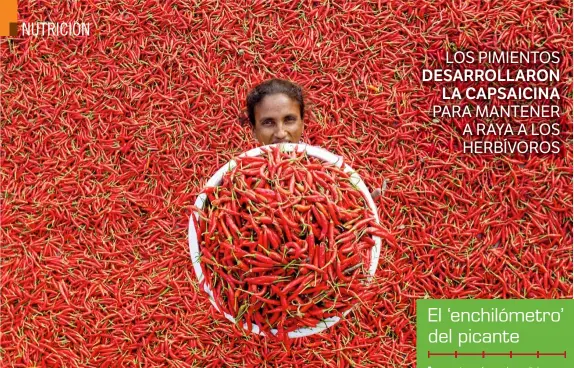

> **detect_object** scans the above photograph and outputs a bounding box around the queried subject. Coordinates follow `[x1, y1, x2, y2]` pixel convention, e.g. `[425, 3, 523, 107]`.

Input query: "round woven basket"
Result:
[188, 143, 381, 338]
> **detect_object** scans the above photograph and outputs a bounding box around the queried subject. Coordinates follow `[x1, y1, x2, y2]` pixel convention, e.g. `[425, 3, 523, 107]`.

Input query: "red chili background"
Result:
[1, 0, 572, 366]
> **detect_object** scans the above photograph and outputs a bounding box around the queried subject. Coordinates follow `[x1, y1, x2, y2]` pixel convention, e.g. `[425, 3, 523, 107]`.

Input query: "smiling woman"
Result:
[246, 78, 305, 145]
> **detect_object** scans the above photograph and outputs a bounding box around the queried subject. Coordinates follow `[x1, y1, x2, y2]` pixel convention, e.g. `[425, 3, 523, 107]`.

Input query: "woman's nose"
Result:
[275, 125, 287, 138]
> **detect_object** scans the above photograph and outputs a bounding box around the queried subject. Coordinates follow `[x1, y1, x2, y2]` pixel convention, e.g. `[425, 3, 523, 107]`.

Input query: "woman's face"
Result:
[253, 93, 303, 145]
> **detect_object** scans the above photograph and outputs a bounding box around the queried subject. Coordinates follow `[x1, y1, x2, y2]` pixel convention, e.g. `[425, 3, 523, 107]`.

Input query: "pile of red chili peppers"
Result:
[196, 146, 383, 339]
[2, 0, 571, 366]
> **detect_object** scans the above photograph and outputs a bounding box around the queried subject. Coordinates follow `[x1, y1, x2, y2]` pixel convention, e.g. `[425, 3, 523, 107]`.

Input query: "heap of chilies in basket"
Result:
[193, 145, 389, 340]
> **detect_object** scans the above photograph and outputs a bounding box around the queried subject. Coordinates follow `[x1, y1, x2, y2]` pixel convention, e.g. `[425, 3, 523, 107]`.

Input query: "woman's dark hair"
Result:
[246, 79, 305, 127]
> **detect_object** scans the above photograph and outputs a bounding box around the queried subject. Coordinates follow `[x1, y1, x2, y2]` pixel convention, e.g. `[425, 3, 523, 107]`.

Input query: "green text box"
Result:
[417, 299, 574, 368]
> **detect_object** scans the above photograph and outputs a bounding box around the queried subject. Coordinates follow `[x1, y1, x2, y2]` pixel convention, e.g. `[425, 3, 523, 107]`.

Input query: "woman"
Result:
[246, 78, 382, 199]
